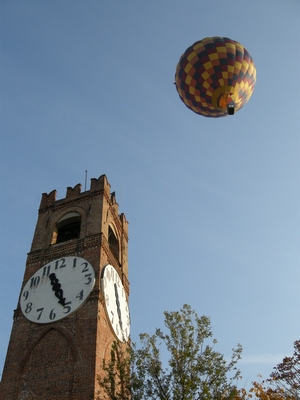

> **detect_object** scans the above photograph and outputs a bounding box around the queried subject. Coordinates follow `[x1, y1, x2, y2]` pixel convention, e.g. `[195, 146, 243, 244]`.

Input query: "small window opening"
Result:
[53, 213, 81, 244]
[108, 226, 119, 260]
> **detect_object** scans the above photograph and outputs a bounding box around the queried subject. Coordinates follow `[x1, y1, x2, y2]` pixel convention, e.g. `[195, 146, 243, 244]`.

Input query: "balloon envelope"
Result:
[175, 37, 256, 118]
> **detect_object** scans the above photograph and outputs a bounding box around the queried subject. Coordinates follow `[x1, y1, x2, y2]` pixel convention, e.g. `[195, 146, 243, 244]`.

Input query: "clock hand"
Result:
[114, 283, 123, 331]
[49, 273, 66, 307]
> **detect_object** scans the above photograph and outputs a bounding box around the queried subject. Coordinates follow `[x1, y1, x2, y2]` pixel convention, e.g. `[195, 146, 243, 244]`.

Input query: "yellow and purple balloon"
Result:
[175, 37, 256, 117]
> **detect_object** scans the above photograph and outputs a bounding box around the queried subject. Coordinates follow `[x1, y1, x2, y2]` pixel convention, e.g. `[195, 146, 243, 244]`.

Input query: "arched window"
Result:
[52, 212, 81, 244]
[108, 226, 119, 260]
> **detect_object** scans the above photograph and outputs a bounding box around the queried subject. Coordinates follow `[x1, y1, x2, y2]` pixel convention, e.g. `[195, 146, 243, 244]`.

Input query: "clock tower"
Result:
[0, 174, 129, 400]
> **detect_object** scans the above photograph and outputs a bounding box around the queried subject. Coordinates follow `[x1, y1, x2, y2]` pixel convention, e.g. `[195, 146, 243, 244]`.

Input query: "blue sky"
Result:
[1, 0, 300, 387]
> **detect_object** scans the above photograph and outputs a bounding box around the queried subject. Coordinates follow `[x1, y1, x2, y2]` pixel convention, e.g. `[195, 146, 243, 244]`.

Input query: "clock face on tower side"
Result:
[20, 257, 95, 324]
[101, 264, 130, 342]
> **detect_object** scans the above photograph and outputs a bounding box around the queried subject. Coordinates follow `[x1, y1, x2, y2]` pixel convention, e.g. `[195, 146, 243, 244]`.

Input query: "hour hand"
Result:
[49, 273, 66, 306]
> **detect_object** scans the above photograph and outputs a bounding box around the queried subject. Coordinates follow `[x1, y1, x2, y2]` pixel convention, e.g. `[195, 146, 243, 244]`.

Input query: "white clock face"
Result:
[102, 264, 130, 342]
[20, 257, 95, 324]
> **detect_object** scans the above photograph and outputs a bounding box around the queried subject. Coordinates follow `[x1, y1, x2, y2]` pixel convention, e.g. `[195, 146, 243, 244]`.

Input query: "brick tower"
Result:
[0, 174, 129, 400]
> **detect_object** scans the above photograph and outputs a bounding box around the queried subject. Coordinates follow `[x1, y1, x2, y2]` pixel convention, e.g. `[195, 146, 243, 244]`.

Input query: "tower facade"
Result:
[0, 175, 129, 400]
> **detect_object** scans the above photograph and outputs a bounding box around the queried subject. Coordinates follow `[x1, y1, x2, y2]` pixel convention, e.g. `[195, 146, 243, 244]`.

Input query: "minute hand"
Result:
[114, 283, 123, 330]
[49, 273, 66, 306]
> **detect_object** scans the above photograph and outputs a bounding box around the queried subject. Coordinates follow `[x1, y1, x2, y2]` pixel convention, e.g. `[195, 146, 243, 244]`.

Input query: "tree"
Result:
[230, 381, 294, 400]
[267, 340, 300, 399]
[97, 341, 132, 400]
[98, 304, 243, 400]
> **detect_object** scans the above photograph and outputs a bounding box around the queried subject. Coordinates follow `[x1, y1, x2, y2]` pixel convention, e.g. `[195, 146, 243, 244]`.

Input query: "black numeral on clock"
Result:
[30, 276, 40, 288]
[25, 302, 32, 313]
[55, 258, 66, 269]
[73, 258, 89, 273]
[76, 290, 84, 301]
[84, 273, 92, 285]
[42, 264, 51, 277]
[23, 291, 29, 301]
[63, 301, 72, 314]
[49, 309, 56, 320]
[81, 262, 89, 273]
[36, 308, 44, 320]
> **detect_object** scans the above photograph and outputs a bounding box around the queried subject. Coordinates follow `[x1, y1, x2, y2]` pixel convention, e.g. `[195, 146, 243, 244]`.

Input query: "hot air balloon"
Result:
[175, 37, 256, 117]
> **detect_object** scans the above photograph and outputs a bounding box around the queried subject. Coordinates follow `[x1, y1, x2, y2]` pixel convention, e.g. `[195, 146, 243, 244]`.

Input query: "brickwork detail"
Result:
[26, 233, 102, 266]
[19, 328, 75, 399]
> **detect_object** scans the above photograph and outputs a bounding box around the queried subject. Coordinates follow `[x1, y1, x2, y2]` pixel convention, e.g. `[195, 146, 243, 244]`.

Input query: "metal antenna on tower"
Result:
[84, 170, 88, 191]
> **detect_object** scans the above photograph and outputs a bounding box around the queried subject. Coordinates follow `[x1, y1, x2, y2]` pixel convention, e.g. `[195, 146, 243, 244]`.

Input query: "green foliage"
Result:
[97, 341, 132, 400]
[231, 381, 296, 400]
[98, 304, 243, 400]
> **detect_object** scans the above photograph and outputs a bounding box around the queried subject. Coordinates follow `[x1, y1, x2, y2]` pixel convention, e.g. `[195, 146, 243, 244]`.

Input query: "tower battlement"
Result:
[33, 174, 128, 254]
[40, 174, 111, 209]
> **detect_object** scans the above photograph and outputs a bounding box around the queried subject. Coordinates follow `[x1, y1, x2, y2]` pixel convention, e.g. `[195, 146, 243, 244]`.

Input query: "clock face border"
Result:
[101, 264, 130, 342]
[20, 256, 95, 324]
